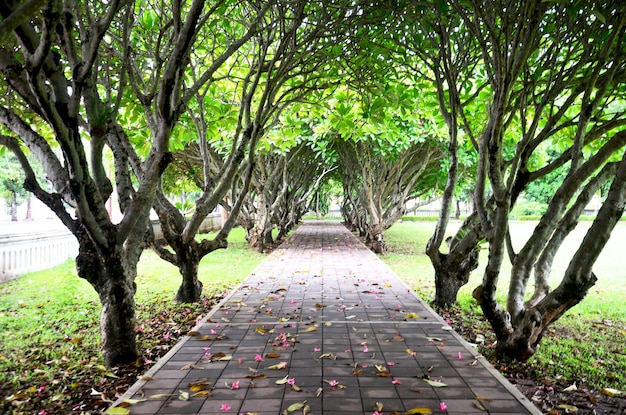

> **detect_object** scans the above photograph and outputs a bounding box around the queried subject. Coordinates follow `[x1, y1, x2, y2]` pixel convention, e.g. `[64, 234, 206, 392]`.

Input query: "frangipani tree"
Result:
[0, 0, 241, 366]
[440, 0, 626, 360]
[315, 85, 447, 253]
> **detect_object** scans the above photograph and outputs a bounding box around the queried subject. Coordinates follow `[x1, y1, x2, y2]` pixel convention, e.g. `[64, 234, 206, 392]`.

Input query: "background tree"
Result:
[131, 0, 274, 303]
[313, 84, 446, 253]
[0, 153, 28, 221]
[394, 0, 486, 307]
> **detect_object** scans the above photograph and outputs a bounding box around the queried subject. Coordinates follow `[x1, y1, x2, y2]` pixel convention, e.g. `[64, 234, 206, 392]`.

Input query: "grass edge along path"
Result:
[0, 228, 264, 414]
[0, 221, 624, 413]
[381, 221, 626, 395]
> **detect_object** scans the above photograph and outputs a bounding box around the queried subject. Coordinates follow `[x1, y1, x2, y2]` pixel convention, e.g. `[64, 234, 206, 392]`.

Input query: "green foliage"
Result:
[309, 177, 342, 216]
[0, 154, 28, 210]
[524, 163, 569, 204]
[510, 200, 548, 218]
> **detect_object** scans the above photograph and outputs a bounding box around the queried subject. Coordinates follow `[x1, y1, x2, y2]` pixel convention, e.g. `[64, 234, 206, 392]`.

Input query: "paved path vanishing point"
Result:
[113, 220, 541, 415]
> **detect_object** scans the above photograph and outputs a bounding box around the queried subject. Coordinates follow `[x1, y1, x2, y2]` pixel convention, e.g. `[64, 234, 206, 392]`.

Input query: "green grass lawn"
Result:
[381, 219, 626, 391]
[0, 227, 265, 412]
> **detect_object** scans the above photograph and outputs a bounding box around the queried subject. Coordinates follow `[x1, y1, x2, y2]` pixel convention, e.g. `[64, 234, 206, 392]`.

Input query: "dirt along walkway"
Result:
[112, 220, 540, 415]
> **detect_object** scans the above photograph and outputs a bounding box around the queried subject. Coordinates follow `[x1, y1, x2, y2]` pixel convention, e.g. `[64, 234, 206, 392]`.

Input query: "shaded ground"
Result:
[2, 293, 624, 414]
[1, 295, 224, 415]
[439, 307, 626, 415]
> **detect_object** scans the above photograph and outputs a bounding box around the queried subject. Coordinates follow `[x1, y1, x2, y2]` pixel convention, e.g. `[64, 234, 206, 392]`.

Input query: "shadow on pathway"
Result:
[113, 221, 540, 415]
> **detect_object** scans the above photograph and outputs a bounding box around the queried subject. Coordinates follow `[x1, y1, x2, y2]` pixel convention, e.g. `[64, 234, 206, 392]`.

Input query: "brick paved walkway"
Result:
[113, 221, 540, 415]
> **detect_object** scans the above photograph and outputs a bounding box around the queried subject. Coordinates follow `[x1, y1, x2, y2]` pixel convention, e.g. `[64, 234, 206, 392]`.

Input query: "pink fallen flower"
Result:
[392, 379, 402, 385]
[232, 380, 240, 389]
[328, 379, 339, 387]
[254, 354, 264, 362]
[313, 347, 321, 352]
[220, 403, 231, 411]
[287, 378, 296, 385]
[458, 351, 464, 360]
[439, 402, 447, 411]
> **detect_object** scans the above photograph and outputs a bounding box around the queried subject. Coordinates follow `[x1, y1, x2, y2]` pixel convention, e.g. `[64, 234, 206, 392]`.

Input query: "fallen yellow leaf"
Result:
[104, 408, 130, 415]
[422, 379, 447, 387]
[287, 401, 307, 412]
[267, 361, 288, 370]
[404, 407, 433, 414]
[601, 388, 624, 397]
[300, 325, 318, 333]
[122, 398, 146, 405]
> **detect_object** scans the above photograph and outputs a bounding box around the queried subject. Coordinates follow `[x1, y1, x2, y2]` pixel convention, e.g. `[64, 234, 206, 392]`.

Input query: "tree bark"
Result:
[10, 196, 17, 221]
[495, 151, 626, 361]
[175, 258, 203, 303]
[75, 234, 139, 367]
[433, 247, 480, 307]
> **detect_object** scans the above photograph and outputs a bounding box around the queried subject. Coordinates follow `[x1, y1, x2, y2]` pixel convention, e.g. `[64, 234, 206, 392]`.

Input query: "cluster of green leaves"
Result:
[0, 153, 27, 212]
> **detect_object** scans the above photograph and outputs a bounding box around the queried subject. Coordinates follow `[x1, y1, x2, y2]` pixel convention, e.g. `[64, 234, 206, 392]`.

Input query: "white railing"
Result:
[0, 213, 224, 281]
[0, 230, 78, 279]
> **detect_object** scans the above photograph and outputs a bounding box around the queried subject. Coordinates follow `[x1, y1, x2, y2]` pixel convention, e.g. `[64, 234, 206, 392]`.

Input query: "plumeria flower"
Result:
[232, 380, 240, 389]
[220, 403, 231, 411]
[439, 402, 447, 411]
[328, 379, 339, 387]
[287, 378, 296, 385]
[254, 354, 264, 362]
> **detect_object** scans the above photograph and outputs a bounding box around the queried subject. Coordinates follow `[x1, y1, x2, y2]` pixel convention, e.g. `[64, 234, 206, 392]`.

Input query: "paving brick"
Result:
[111, 221, 541, 414]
